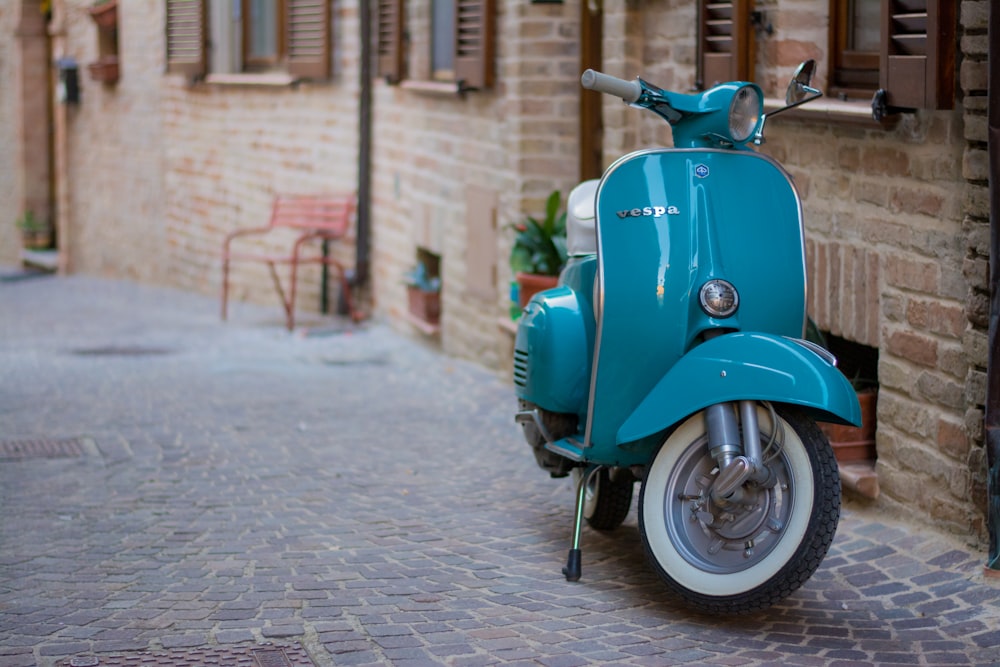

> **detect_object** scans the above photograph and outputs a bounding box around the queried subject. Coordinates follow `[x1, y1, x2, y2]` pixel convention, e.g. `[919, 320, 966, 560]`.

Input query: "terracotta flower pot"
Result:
[88, 55, 119, 84]
[88, 0, 118, 30]
[516, 272, 559, 308]
[21, 230, 52, 250]
[821, 388, 877, 463]
[407, 286, 441, 325]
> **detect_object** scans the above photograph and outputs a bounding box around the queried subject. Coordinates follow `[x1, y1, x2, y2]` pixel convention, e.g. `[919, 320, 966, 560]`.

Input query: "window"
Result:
[697, 0, 752, 89]
[829, 0, 955, 109]
[829, 0, 880, 100]
[165, 0, 331, 80]
[375, 0, 495, 90]
[245, 0, 282, 71]
[431, 0, 454, 81]
[693, 0, 956, 112]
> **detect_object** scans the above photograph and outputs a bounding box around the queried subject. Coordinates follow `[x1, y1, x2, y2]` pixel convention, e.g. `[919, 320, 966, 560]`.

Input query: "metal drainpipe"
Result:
[355, 0, 372, 287]
[324, 3, 371, 315]
[50, 0, 71, 275]
[985, 0, 999, 575]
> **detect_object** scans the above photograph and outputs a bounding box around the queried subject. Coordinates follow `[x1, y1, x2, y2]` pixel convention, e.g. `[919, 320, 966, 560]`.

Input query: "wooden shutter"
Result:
[454, 0, 494, 89]
[376, 0, 404, 83]
[880, 0, 955, 110]
[286, 0, 331, 79]
[698, 0, 752, 88]
[165, 0, 206, 77]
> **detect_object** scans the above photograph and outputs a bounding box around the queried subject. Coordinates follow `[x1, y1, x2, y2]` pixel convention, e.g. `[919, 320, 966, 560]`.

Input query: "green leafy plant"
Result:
[404, 262, 441, 293]
[15, 211, 47, 234]
[509, 190, 567, 277]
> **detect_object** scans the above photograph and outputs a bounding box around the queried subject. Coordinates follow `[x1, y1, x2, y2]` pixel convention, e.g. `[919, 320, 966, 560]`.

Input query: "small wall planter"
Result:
[88, 55, 119, 84]
[406, 286, 441, 327]
[21, 230, 52, 250]
[88, 0, 118, 29]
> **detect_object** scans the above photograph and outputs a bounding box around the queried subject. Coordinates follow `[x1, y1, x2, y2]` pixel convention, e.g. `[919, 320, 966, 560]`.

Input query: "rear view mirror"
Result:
[753, 61, 824, 144]
[784, 60, 822, 108]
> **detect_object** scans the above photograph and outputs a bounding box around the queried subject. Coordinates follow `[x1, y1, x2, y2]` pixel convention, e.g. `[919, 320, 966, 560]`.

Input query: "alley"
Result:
[1, 272, 998, 667]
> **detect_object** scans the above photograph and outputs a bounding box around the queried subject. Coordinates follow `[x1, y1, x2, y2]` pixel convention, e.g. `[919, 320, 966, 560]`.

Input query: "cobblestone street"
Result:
[1, 272, 999, 666]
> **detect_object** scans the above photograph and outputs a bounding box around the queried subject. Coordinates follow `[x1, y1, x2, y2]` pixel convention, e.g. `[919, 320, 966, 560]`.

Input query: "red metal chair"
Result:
[221, 194, 361, 330]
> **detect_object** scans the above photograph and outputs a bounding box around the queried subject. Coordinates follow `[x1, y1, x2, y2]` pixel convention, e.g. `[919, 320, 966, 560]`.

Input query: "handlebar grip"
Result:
[581, 69, 642, 103]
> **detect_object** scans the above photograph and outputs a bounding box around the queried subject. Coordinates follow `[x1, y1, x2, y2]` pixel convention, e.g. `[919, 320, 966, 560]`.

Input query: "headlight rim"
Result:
[699, 279, 740, 318]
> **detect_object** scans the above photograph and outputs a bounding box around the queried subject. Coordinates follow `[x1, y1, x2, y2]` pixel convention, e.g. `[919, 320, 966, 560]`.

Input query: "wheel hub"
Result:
[670, 445, 791, 569]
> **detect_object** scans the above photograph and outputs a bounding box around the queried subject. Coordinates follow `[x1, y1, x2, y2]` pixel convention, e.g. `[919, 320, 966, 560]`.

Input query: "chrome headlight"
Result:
[728, 85, 762, 144]
[699, 279, 739, 318]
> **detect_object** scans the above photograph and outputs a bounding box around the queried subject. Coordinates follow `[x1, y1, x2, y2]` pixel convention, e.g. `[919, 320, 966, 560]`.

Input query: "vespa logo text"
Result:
[616, 205, 680, 220]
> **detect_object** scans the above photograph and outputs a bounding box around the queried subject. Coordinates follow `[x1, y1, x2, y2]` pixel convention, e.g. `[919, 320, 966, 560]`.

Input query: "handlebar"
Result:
[581, 69, 642, 103]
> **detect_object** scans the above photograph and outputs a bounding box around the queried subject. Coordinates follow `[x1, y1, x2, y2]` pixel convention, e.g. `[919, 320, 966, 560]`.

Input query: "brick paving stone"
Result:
[1, 273, 999, 667]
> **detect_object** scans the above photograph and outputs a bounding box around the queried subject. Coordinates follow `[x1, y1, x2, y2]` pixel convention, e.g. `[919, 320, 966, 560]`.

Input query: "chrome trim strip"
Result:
[585, 148, 804, 449]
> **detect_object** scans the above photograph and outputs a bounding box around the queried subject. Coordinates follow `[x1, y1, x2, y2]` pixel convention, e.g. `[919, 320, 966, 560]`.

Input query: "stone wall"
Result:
[370, 1, 582, 367]
[598, 0, 986, 540]
[1, 0, 988, 544]
[1, 1, 51, 265]
[960, 0, 992, 539]
[164, 1, 357, 314]
[0, 3, 24, 264]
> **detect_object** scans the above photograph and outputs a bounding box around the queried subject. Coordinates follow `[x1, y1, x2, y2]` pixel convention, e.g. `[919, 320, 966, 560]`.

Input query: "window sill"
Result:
[204, 73, 296, 87]
[763, 97, 898, 129]
[399, 80, 465, 97]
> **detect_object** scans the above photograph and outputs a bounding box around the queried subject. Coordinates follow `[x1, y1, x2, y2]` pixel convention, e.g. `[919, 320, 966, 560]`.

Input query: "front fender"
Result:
[617, 332, 861, 445]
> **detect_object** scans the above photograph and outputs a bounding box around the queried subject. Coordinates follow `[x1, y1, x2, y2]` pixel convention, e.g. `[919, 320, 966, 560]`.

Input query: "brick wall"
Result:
[52, 0, 169, 282]
[0, 1, 51, 266]
[164, 1, 360, 315]
[601, 0, 987, 541]
[47, 0, 361, 317]
[3, 0, 988, 542]
[960, 0, 992, 537]
[0, 3, 24, 264]
[370, 1, 582, 367]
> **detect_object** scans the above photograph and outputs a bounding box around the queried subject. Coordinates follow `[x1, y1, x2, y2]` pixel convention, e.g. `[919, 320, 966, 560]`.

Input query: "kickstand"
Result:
[563, 466, 597, 581]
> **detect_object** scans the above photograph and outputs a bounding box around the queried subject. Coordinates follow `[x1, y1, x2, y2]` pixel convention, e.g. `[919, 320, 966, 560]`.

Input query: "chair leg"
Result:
[265, 263, 293, 331]
[287, 260, 299, 332]
[338, 268, 360, 322]
[221, 257, 230, 321]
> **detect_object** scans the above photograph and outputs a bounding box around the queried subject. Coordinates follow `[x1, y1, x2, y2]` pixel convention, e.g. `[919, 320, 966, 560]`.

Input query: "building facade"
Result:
[0, 0, 993, 552]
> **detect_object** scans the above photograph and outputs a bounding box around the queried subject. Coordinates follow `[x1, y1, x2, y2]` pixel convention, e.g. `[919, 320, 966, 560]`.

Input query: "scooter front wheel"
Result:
[639, 404, 840, 614]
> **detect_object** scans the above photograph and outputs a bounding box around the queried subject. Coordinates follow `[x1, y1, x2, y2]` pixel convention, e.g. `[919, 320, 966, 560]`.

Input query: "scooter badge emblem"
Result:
[695, 164, 710, 178]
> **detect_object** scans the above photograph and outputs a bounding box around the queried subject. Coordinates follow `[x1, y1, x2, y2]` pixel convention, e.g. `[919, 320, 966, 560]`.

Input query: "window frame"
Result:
[431, 0, 455, 82]
[243, 0, 286, 72]
[375, 0, 495, 91]
[165, 0, 331, 81]
[828, 0, 880, 101]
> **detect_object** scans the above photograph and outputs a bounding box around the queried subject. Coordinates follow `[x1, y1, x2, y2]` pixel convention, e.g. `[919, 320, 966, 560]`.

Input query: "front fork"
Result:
[562, 400, 774, 582]
[706, 401, 776, 508]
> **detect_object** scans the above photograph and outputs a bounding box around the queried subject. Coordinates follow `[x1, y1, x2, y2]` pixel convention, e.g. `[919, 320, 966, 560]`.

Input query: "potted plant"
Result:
[821, 374, 878, 463]
[806, 321, 878, 464]
[404, 261, 441, 326]
[88, 0, 118, 30]
[88, 55, 119, 83]
[16, 211, 52, 250]
[509, 190, 567, 308]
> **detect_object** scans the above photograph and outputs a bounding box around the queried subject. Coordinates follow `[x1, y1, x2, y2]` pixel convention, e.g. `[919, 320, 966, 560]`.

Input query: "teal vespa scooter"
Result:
[514, 61, 861, 614]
